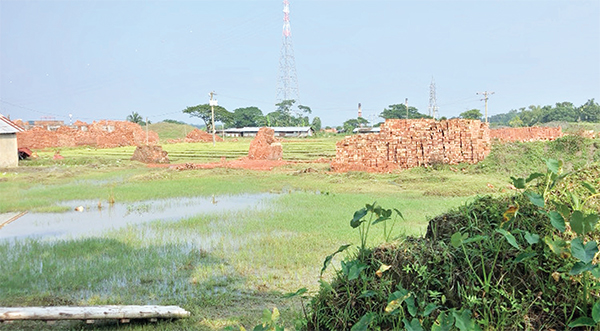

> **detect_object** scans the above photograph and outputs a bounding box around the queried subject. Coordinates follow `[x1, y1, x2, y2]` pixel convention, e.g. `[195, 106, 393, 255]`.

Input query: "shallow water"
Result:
[0, 193, 274, 241]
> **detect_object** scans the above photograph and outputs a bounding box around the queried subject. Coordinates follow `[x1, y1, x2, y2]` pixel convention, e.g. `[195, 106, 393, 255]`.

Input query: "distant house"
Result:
[220, 126, 314, 138]
[0, 114, 24, 168]
[352, 127, 381, 134]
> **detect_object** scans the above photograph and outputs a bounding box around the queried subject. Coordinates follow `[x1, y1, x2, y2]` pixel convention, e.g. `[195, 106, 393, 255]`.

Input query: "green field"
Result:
[1, 135, 598, 330]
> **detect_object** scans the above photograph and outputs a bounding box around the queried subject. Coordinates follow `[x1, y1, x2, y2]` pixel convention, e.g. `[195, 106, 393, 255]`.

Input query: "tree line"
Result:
[181, 99, 322, 133]
[489, 99, 600, 127]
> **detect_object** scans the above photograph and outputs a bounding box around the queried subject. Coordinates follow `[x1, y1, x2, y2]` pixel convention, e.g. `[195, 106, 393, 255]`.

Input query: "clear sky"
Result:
[1, 0, 598, 127]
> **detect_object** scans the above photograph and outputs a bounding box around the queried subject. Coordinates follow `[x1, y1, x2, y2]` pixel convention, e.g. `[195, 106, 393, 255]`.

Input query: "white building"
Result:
[0, 114, 24, 168]
[220, 126, 313, 138]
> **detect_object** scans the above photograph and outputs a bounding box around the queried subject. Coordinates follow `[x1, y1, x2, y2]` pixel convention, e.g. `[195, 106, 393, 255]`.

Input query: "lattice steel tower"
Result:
[276, 0, 300, 104]
[428, 77, 438, 119]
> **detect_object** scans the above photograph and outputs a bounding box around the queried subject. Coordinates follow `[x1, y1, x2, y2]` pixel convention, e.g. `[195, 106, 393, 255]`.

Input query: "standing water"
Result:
[0, 193, 274, 241]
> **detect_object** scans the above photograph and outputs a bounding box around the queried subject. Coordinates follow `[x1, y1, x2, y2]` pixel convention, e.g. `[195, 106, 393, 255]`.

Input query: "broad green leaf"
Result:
[552, 202, 571, 220]
[405, 296, 417, 317]
[372, 215, 390, 225]
[453, 309, 482, 331]
[351, 208, 368, 228]
[393, 208, 405, 220]
[545, 236, 568, 256]
[514, 252, 536, 263]
[526, 172, 545, 183]
[548, 211, 566, 232]
[571, 211, 585, 236]
[568, 317, 596, 327]
[510, 176, 526, 189]
[359, 290, 379, 298]
[583, 181, 598, 194]
[592, 267, 600, 278]
[593, 301, 600, 323]
[524, 231, 540, 245]
[431, 311, 454, 331]
[320, 244, 351, 276]
[252, 324, 267, 331]
[569, 261, 597, 275]
[496, 229, 520, 249]
[350, 312, 376, 331]
[570, 212, 599, 236]
[423, 303, 438, 317]
[403, 318, 424, 331]
[347, 261, 368, 280]
[450, 232, 465, 248]
[260, 309, 272, 324]
[318, 279, 333, 293]
[546, 158, 560, 174]
[283, 287, 307, 298]
[386, 289, 410, 313]
[571, 238, 598, 264]
[525, 191, 545, 208]
[583, 214, 600, 234]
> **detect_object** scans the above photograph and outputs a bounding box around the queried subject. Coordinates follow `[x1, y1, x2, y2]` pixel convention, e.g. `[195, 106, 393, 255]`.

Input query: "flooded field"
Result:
[0, 193, 274, 241]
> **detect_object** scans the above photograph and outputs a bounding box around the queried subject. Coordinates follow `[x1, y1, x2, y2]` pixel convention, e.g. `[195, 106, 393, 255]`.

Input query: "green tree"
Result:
[343, 117, 369, 133]
[311, 116, 322, 133]
[126, 111, 144, 125]
[460, 108, 483, 120]
[578, 99, 600, 122]
[380, 104, 430, 120]
[508, 115, 524, 127]
[230, 107, 265, 128]
[182, 104, 231, 132]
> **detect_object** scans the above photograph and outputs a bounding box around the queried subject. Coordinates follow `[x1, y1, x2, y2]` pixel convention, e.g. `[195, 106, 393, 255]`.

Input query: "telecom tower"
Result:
[428, 77, 438, 119]
[276, 0, 300, 105]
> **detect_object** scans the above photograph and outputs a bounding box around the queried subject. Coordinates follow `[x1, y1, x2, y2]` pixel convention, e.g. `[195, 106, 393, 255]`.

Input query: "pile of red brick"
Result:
[16, 120, 159, 150]
[331, 119, 491, 173]
[490, 127, 563, 143]
[248, 127, 283, 160]
[131, 145, 169, 164]
[185, 129, 223, 143]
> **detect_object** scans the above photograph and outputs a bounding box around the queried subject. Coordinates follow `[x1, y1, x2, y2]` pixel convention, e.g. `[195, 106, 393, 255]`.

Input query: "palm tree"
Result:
[126, 112, 144, 125]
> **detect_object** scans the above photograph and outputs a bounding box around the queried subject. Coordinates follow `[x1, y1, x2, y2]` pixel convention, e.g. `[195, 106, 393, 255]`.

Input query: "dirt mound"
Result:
[131, 145, 169, 164]
[17, 120, 159, 150]
[248, 127, 282, 160]
[185, 129, 223, 143]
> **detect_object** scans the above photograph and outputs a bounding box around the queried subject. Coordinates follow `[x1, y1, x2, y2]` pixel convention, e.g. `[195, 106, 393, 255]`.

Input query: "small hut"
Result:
[0, 114, 24, 168]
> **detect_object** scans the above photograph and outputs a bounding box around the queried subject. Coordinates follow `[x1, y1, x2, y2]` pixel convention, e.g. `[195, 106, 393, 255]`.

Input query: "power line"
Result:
[476, 91, 495, 123]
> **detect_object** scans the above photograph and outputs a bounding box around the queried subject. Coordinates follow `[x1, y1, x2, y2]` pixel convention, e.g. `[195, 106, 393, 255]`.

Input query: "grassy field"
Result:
[1, 135, 598, 330]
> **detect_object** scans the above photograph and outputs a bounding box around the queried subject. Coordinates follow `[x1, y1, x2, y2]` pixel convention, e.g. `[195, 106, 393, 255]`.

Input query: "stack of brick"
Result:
[331, 119, 491, 173]
[185, 129, 223, 143]
[248, 127, 283, 160]
[490, 127, 563, 143]
[16, 120, 159, 150]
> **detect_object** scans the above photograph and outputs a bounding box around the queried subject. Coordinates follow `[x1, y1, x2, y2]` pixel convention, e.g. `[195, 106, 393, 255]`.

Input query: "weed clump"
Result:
[308, 161, 600, 330]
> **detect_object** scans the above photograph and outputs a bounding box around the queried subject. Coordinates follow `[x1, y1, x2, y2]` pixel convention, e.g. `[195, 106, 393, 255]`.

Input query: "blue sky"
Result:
[1, 0, 598, 127]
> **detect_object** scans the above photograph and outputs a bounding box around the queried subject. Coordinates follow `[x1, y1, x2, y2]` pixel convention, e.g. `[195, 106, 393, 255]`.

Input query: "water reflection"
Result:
[0, 193, 273, 241]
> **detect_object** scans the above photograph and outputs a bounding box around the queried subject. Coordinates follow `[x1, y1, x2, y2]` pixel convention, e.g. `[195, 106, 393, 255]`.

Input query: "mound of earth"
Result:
[308, 165, 600, 330]
[185, 129, 223, 143]
[131, 145, 169, 164]
[248, 127, 282, 160]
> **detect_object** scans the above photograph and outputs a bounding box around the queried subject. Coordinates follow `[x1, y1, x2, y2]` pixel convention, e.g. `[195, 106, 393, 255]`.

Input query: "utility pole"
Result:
[209, 91, 217, 146]
[405, 98, 409, 120]
[145, 117, 149, 145]
[476, 91, 495, 123]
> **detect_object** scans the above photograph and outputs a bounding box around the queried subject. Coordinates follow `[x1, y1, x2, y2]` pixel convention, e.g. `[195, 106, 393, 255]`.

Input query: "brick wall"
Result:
[331, 119, 491, 173]
[490, 126, 563, 143]
[17, 120, 159, 150]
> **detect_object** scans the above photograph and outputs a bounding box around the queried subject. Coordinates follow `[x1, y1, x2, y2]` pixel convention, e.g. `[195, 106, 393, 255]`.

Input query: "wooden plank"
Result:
[0, 305, 190, 321]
